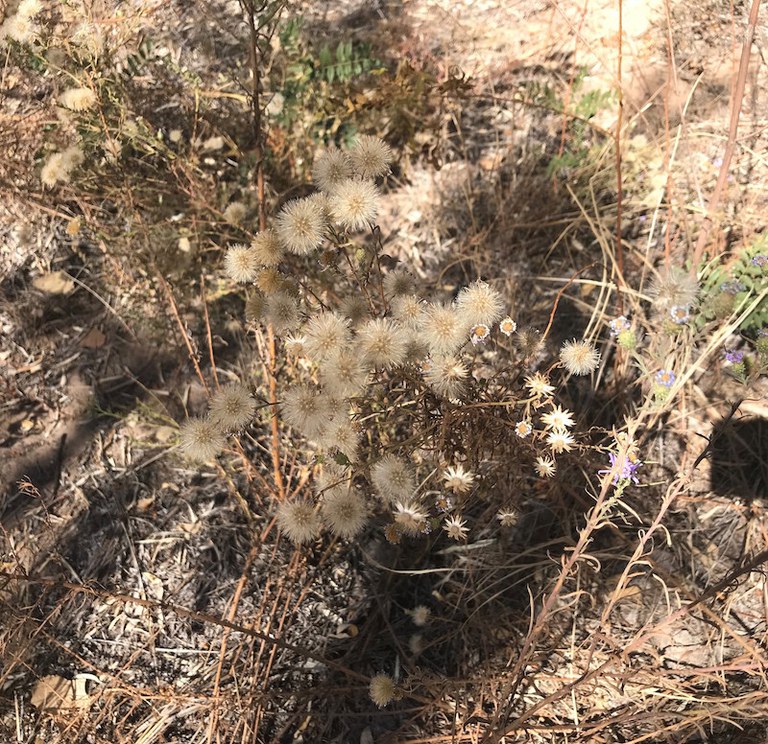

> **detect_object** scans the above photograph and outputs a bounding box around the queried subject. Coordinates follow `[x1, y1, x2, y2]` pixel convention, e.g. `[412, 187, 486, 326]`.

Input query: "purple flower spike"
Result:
[724, 349, 744, 364]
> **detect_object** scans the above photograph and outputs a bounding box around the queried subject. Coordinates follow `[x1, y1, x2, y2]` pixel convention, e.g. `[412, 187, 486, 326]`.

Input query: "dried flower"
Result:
[372, 455, 416, 503]
[277, 499, 321, 545]
[369, 673, 397, 708]
[535, 455, 557, 478]
[276, 197, 326, 255]
[349, 135, 393, 179]
[40, 146, 84, 188]
[559, 339, 600, 376]
[443, 514, 468, 541]
[547, 430, 575, 453]
[319, 349, 370, 399]
[455, 281, 505, 327]
[321, 486, 368, 539]
[209, 383, 257, 430]
[497, 509, 519, 527]
[391, 295, 425, 327]
[312, 146, 352, 192]
[179, 417, 227, 462]
[281, 385, 334, 439]
[393, 500, 428, 535]
[541, 405, 574, 432]
[442, 464, 474, 494]
[329, 178, 380, 231]
[59, 86, 98, 111]
[524, 372, 555, 399]
[224, 244, 259, 283]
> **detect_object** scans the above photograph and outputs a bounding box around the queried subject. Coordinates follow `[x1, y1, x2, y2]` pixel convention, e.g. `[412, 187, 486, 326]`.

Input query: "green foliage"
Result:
[699, 237, 768, 334]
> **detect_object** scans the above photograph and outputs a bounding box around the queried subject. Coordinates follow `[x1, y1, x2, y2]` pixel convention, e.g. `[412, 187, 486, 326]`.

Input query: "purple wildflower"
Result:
[599, 452, 642, 485]
[724, 349, 744, 364]
[720, 280, 747, 295]
[609, 315, 631, 337]
[752, 254, 768, 269]
[655, 369, 676, 388]
[669, 305, 690, 325]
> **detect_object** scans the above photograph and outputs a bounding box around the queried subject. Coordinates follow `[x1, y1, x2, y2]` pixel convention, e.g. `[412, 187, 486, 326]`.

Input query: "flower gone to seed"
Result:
[372, 454, 417, 503]
[277, 499, 321, 545]
[369, 673, 398, 708]
[329, 178, 380, 231]
[349, 135, 393, 179]
[321, 486, 368, 539]
[559, 339, 601, 376]
[276, 197, 326, 255]
[179, 417, 227, 462]
[209, 383, 257, 431]
[455, 281, 505, 327]
[312, 146, 352, 193]
[224, 244, 259, 283]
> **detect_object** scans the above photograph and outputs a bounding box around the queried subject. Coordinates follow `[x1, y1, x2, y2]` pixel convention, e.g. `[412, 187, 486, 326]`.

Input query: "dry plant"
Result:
[1, 0, 768, 742]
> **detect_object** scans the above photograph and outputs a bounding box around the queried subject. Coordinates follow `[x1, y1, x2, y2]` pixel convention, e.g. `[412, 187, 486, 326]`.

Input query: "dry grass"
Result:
[2, 0, 768, 742]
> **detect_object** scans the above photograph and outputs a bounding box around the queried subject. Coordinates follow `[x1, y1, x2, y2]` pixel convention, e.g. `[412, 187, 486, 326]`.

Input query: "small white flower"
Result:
[535, 456, 557, 478]
[443, 514, 468, 541]
[541, 405, 575, 432]
[442, 464, 475, 494]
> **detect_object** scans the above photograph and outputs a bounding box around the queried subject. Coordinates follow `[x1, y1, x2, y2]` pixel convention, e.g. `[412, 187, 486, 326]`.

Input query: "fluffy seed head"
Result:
[371, 454, 416, 504]
[303, 312, 352, 363]
[312, 146, 352, 192]
[559, 339, 601, 376]
[59, 86, 98, 111]
[255, 267, 288, 294]
[648, 267, 699, 311]
[318, 415, 360, 462]
[321, 485, 368, 538]
[281, 385, 333, 439]
[391, 295, 425, 327]
[277, 500, 321, 545]
[224, 244, 259, 283]
[265, 291, 301, 333]
[319, 349, 369, 399]
[455, 281, 505, 326]
[179, 417, 227, 462]
[349, 135, 393, 179]
[424, 354, 469, 399]
[358, 318, 408, 368]
[329, 178, 380, 231]
[245, 291, 265, 323]
[369, 674, 397, 708]
[223, 201, 247, 225]
[339, 294, 370, 325]
[40, 146, 84, 188]
[383, 268, 416, 298]
[424, 303, 467, 355]
[276, 197, 326, 255]
[209, 383, 257, 430]
[410, 605, 431, 626]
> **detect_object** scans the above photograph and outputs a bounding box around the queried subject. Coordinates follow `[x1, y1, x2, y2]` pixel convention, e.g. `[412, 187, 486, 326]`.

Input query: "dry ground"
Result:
[2, 0, 768, 742]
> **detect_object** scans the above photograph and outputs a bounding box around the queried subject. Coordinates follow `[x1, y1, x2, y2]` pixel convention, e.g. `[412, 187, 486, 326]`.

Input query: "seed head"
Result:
[328, 178, 380, 231]
[224, 244, 259, 283]
[369, 673, 398, 708]
[209, 383, 257, 431]
[312, 146, 352, 193]
[371, 454, 416, 504]
[250, 229, 284, 266]
[455, 280, 505, 326]
[277, 499, 321, 545]
[179, 416, 227, 462]
[559, 339, 600, 376]
[59, 86, 98, 111]
[321, 485, 368, 539]
[276, 197, 327, 255]
[349, 135, 393, 179]
[358, 318, 408, 368]
[303, 312, 352, 363]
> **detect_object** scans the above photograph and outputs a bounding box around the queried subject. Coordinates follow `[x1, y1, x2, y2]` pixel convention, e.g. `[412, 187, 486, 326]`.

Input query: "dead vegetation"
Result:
[2, 0, 768, 743]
